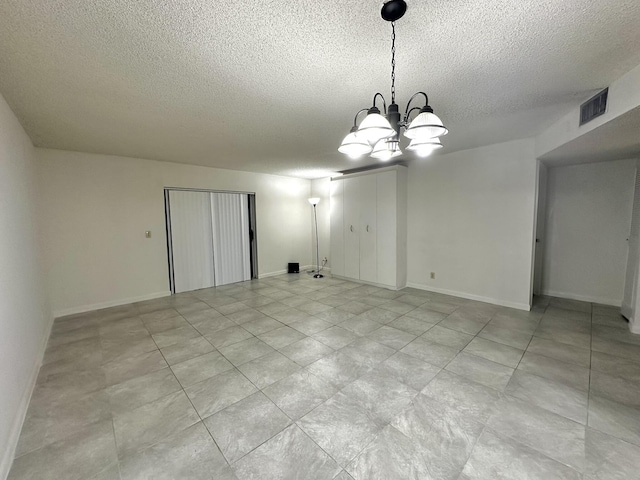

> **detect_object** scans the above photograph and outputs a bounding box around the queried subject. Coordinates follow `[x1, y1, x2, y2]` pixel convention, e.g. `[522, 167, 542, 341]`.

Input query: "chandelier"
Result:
[338, 0, 447, 161]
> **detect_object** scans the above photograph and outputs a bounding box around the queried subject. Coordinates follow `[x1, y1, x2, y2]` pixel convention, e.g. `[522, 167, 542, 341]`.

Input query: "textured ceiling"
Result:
[541, 106, 640, 166]
[1, 0, 640, 178]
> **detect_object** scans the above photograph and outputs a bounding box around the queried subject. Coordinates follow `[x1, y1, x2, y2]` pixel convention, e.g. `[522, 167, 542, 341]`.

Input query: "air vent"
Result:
[580, 88, 608, 126]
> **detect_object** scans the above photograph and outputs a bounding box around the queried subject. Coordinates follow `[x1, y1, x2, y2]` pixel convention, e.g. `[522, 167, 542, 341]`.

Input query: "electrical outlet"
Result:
[430, 272, 435, 279]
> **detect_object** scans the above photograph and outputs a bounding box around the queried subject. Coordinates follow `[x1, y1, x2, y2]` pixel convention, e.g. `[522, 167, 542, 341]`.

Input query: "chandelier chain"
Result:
[391, 22, 396, 104]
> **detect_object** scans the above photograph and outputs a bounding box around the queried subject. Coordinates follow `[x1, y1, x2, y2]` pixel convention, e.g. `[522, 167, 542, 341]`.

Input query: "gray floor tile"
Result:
[535, 324, 591, 349]
[218, 337, 274, 365]
[184, 369, 258, 418]
[387, 315, 435, 336]
[391, 394, 484, 479]
[288, 317, 332, 335]
[421, 325, 474, 351]
[487, 395, 585, 472]
[255, 301, 290, 315]
[463, 337, 524, 368]
[366, 325, 416, 350]
[205, 325, 253, 349]
[233, 424, 341, 479]
[190, 316, 236, 336]
[462, 429, 581, 480]
[171, 351, 233, 387]
[279, 337, 334, 366]
[106, 367, 181, 413]
[488, 314, 540, 335]
[113, 390, 200, 458]
[347, 425, 431, 480]
[373, 351, 441, 391]
[299, 392, 381, 467]
[142, 315, 189, 334]
[204, 392, 291, 463]
[478, 324, 532, 350]
[422, 370, 504, 423]
[340, 372, 418, 427]
[588, 395, 640, 446]
[151, 325, 201, 349]
[307, 350, 377, 390]
[313, 309, 355, 325]
[227, 308, 267, 325]
[518, 351, 590, 391]
[297, 301, 334, 315]
[15, 389, 111, 457]
[591, 336, 640, 362]
[592, 313, 628, 330]
[526, 336, 591, 368]
[159, 336, 215, 365]
[590, 369, 640, 408]
[585, 427, 640, 480]
[102, 349, 168, 386]
[420, 300, 459, 314]
[263, 370, 337, 420]
[237, 351, 301, 389]
[400, 337, 459, 368]
[119, 422, 233, 480]
[446, 352, 514, 391]
[590, 350, 640, 383]
[379, 300, 415, 315]
[270, 307, 313, 325]
[258, 326, 306, 349]
[174, 300, 211, 316]
[439, 311, 489, 336]
[312, 325, 359, 349]
[337, 301, 374, 315]
[181, 307, 223, 324]
[357, 307, 403, 324]
[31, 367, 106, 404]
[505, 370, 588, 424]
[339, 316, 383, 336]
[9, 420, 117, 480]
[139, 308, 180, 323]
[593, 323, 640, 346]
[404, 308, 448, 323]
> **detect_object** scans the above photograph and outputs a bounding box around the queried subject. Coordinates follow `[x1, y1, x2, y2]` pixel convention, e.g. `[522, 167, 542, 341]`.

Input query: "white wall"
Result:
[0, 95, 51, 478]
[406, 139, 538, 310]
[542, 159, 636, 305]
[36, 149, 312, 316]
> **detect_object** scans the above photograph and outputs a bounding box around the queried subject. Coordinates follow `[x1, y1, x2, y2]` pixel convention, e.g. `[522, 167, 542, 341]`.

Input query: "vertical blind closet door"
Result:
[168, 190, 216, 293]
[210, 193, 251, 286]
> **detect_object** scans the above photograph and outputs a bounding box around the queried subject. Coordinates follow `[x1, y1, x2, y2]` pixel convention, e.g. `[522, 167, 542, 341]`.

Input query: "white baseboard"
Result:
[1, 310, 55, 479]
[53, 291, 171, 319]
[541, 289, 621, 307]
[407, 282, 531, 311]
[258, 265, 321, 279]
[630, 320, 640, 335]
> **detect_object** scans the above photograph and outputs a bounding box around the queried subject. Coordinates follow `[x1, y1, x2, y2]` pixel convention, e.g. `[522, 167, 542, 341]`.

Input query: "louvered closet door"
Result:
[168, 190, 215, 293]
[622, 164, 640, 319]
[330, 179, 345, 277]
[210, 193, 251, 286]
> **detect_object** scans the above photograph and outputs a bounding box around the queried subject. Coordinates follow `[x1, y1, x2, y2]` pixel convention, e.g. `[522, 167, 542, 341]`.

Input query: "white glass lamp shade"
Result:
[338, 131, 372, 159]
[308, 197, 320, 206]
[370, 138, 402, 161]
[407, 137, 443, 157]
[355, 112, 395, 144]
[404, 112, 448, 140]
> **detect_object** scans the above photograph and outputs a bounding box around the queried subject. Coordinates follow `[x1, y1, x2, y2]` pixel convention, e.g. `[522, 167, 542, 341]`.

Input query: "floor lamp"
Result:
[308, 197, 323, 278]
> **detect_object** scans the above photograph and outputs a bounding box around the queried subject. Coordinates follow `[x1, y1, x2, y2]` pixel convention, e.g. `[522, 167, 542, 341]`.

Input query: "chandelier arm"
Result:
[404, 106, 422, 124]
[403, 91, 429, 119]
[352, 108, 370, 127]
[372, 92, 387, 114]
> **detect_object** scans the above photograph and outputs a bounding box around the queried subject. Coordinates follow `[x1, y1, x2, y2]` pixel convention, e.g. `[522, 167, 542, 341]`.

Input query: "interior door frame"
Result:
[164, 187, 258, 293]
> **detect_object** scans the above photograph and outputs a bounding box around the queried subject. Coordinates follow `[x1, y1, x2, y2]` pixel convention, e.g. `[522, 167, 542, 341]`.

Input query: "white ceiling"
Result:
[541, 106, 640, 166]
[1, 0, 639, 178]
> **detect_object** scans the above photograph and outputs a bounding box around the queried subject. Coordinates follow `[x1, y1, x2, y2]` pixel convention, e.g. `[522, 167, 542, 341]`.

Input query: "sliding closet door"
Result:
[168, 190, 215, 293]
[210, 193, 252, 286]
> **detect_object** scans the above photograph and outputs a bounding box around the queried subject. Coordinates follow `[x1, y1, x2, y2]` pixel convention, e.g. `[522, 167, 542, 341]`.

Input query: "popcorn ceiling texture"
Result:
[0, 0, 639, 177]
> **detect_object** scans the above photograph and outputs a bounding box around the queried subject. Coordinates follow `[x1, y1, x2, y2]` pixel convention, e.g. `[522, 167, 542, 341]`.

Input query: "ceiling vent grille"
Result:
[580, 88, 608, 126]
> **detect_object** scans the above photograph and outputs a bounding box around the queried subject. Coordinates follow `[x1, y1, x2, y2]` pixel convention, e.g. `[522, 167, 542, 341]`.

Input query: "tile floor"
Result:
[8, 274, 640, 479]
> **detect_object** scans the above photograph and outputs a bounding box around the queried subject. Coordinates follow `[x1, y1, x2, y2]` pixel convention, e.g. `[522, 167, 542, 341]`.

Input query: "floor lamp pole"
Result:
[312, 203, 323, 278]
